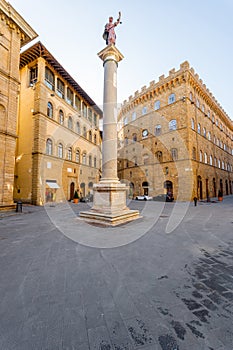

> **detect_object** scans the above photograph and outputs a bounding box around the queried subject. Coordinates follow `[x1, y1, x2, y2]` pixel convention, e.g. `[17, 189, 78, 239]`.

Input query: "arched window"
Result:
[76, 122, 80, 134]
[200, 150, 203, 162]
[142, 106, 147, 115]
[46, 138, 53, 155]
[83, 126, 87, 138]
[154, 101, 160, 110]
[197, 123, 201, 134]
[210, 155, 213, 166]
[202, 105, 205, 113]
[89, 155, 92, 166]
[171, 148, 178, 160]
[93, 134, 97, 144]
[218, 159, 221, 168]
[125, 137, 128, 145]
[67, 147, 72, 160]
[59, 110, 64, 125]
[222, 161, 224, 170]
[204, 152, 208, 164]
[132, 133, 137, 142]
[207, 131, 211, 140]
[169, 119, 177, 131]
[47, 102, 53, 118]
[143, 154, 149, 165]
[132, 112, 136, 121]
[203, 127, 206, 137]
[191, 118, 195, 130]
[192, 147, 196, 160]
[94, 157, 97, 168]
[190, 92, 193, 101]
[155, 124, 161, 135]
[58, 143, 63, 158]
[75, 150, 80, 163]
[82, 152, 86, 165]
[68, 116, 73, 130]
[89, 130, 92, 142]
[168, 93, 176, 104]
[196, 99, 200, 108]
[156, 151, 163, 162]
[124, 116, 128, 125]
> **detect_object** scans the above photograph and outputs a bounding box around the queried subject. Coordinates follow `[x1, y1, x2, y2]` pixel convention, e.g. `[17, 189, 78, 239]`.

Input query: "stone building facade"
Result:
[14, 41, 102, 205]
[118, 61, 233, 201]
[0, 0, 37, 207]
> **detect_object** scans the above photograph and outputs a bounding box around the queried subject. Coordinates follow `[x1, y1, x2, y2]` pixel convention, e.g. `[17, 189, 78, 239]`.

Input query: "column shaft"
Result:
[101, 59, 118, 182]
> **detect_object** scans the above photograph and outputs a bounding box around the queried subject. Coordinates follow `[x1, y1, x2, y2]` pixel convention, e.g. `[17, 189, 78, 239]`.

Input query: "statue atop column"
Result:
[103, 12, 122, 45]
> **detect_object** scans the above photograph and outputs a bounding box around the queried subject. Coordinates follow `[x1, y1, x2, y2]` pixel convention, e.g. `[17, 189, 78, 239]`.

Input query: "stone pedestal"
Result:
[79, 45, 139, 226]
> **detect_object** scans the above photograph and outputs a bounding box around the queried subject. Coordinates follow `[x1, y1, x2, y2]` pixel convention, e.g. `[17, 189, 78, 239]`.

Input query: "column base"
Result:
[79, 182, 140, 226]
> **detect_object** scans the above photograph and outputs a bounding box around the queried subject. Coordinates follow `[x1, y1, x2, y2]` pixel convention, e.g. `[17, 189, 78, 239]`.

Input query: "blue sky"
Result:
[11, 0, 233, 119]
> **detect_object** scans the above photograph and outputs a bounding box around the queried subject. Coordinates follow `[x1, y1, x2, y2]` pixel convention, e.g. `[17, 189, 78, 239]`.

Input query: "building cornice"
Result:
[0, 0, 37, 47]
[20, 41, 103, 117]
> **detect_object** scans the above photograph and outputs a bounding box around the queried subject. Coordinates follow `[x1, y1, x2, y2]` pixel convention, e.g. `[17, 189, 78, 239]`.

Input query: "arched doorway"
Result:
[142, 181, 149, 196]
[220, 179, 223, 194]
[164, 180, 173, 193]
[197, 176, 203, 200]
[213, 178, 216, 197]
[88, 182, 93, 200]
[206, 179, 209, 200]
[70, 182, 75, 200]
[80, 182, 85, 197]
[226, 180, 229, 195]
[129, 182, 134, 198]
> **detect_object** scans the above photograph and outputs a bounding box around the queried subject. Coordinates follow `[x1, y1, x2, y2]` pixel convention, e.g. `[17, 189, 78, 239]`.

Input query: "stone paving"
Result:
[0, 197, 233, 350]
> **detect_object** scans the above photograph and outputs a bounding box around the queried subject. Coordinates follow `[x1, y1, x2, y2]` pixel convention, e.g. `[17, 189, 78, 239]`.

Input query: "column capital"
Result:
[98, 44, 124, 64]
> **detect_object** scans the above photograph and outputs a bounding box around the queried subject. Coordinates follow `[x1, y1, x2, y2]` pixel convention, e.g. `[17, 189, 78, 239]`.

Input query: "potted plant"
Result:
[218, 190, 223, 201]
[73, 190, 79, 204]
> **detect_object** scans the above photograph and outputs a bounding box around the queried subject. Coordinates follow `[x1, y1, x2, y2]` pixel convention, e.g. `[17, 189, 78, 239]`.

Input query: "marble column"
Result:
[80, 45, 139, 226]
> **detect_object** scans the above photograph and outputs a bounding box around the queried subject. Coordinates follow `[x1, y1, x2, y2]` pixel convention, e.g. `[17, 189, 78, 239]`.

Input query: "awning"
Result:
[46, 181, 60, 189]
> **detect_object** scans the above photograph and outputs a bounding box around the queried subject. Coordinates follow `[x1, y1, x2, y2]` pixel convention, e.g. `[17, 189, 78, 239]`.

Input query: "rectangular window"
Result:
[56, 78, 64, 99]
[88, 108, 92, 123]
[83, 103, 87, 118]
[45, 67, 55, 90]
[93, 113, 97, 127]
[75, 96, 81, 111]
[29, 65, 38, 86]
[66, 88, 73, 106]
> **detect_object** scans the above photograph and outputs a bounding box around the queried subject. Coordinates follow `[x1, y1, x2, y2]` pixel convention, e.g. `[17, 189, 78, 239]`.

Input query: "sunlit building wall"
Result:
[118, 62, 233, 201]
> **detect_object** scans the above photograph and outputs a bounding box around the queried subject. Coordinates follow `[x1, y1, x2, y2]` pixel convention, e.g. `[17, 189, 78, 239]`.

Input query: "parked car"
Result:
[135, 195, 153, 201]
